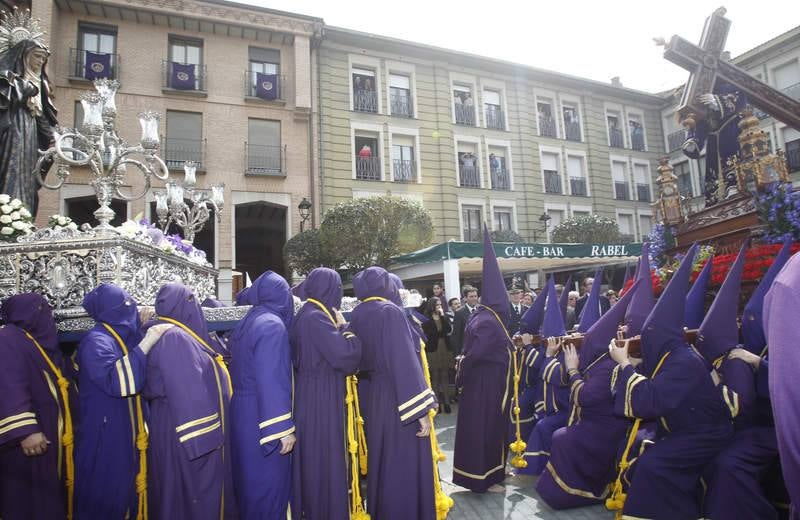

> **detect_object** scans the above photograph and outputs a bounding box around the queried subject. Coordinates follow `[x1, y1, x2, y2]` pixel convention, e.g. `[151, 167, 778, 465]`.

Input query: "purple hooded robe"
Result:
[290, 267, 362, 520]
[348, 266, 436, 519]
[0, 293, 76, 520]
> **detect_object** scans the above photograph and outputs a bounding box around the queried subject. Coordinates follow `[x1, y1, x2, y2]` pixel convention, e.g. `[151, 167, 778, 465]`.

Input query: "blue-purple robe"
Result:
[452, 306, 512, 491]
[0, 294, 77, 520]
[349, 266, 436, 519]
[290, 268, 362, 520]
[74, 284, 146, 519]
[536, 356, 630, 509]
[144, 284, 227, 520]
[229, 271, 295, 520]
[614, 345, 733, 519]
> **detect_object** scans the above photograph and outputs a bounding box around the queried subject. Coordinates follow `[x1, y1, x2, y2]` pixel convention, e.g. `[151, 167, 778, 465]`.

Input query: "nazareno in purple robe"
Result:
[290, 268, 362, 520]
[0, 293, 77, 520]
[453, 228, 512, 492]
[144, 284, 228, 520]
[348, 266, 436, 520]
[764, 251, 800, 520]
[74, 284, 147, 520]
[229, 271, 295, 520]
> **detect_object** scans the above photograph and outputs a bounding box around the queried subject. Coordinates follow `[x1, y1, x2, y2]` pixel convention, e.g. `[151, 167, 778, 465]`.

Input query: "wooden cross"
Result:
[663, 7, 800, 130]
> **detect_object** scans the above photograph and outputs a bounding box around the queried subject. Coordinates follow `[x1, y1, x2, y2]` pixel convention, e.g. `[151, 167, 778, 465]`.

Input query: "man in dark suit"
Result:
[574, 276, 611, 319]
[507, 287, 529, 335]
[450, 285, 479, 356]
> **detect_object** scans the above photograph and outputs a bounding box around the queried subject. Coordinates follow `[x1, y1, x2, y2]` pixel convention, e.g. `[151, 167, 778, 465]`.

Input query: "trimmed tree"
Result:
[550, 215, 626, 243]
[283, 228, 341, 277]
[319, 196, 434, 271]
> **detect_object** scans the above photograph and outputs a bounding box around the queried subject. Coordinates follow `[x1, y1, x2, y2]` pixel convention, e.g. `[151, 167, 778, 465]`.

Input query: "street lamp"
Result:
[298, 197, 312, 231]
[532, 212, 552, 242]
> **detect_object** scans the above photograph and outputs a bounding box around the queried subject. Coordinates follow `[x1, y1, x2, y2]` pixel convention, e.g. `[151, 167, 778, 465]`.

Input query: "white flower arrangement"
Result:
[0, 195, 34, 242]
[48, 214, 79, 232]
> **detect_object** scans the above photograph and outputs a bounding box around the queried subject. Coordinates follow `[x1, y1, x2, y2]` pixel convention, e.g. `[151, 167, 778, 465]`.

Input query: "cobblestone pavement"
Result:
[435, 405, 615, 520]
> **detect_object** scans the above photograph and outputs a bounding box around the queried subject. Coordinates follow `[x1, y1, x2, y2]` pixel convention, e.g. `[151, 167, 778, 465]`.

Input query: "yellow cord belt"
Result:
[24, 331, 75, 520]
[305, 299, 369, 519]
[101, 324, 149, 520]
[606, 351, 671, 518]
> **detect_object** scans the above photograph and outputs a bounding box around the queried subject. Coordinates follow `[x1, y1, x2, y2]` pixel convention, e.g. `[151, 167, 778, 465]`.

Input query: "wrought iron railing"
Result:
[69, 48, 120, 80]
[539, 116, 557, 138]
[544, 170, 562, 194]
[564, 121, 582, 142]
[609, 128, 624, 148]
[356, 156, 381, 180]
[783, 82, 800, 101]
[485, 105, 505, 130]
[667, 129, 687, 152]
[390, 91, 413, 117]
[636, 183, 651, 202]
[392, 159, 416, 182]
[491, 167, 510, 190]
[245, 143, 285, 175]
[630, 131, 646, 151]
[162, 61, 207, 91]
[569, 176, 587, 196]
[614, 181, 630, 200]
[353, 89, 378, 113]
[244, 71, 285, 100]
[455, 104, 476, 126]
[459, 163, 480, 187]
[161, 137, 205, 169]
[786, 147, 800, 173]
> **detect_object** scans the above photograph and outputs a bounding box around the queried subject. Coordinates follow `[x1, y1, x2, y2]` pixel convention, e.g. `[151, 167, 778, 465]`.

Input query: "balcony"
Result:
[69, 48, 120, 81]
[245, 143, 285, 176]
[564, 121, 582, 142]
[459, 163, 480, 188]
[356, 156, 381, 180]
[390, 91, 413, 117]
[455, 104, 476, 126]
[630, 131, 646, 151]
[491, 167, 510, 190]
[162, 61, 207, 93]
[619, 234, 635, 243]
[787, 146, 800, 173]
[678, 176, 694, 198]
[569, 176, 587, 196]
[244, 71, 285, 101]
[783, 82, 800, 101]
[392, 159, 416, 182]
[609, 128, 624, 148]
[539, 116, 558, 138]
[544, 170, 562, 194]
[353, 89, 378, 113]
[636, 183, 651, 202]
[485, 105, 505, 130]
[614, 181, 630, 200]
[667, 129, 687, 152]
[161, 137, 205, 170]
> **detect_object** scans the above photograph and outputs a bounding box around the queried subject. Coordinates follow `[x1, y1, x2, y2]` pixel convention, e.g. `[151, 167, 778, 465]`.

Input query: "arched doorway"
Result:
[235, 201, 286, 280]
[65, 196, 128, 228]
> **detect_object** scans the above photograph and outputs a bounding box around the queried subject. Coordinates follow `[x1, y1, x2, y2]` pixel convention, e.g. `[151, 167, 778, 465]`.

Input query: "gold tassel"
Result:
[508, 348, 527, 469]
[346, 376, 370, 520]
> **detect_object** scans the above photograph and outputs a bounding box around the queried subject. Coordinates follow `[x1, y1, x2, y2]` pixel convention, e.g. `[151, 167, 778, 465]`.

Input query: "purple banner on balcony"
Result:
[255, 72, 279, 100]
[170, 62, 196, 90]
[84, 51, 111, 80]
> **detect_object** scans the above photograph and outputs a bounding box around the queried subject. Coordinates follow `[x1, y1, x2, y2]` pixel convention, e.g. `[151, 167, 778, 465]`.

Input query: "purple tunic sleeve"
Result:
[541, 355, 567, 386]
[158, 330, 224, 460]
[79, 330, 147, 397]
[308, 311, 361, 374]
[756, 359, 769, 399]
[570, 361, 613, 410]
[719, 358, 756, 422]
[0, 336, 41, 445]
[613, 359, 695, 420]
[524, 344, 544, 387]
[253, 319, 295, 456]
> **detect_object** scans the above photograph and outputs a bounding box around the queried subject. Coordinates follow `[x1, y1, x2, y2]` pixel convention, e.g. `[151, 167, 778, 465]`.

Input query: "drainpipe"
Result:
[314, 26, 325, 229]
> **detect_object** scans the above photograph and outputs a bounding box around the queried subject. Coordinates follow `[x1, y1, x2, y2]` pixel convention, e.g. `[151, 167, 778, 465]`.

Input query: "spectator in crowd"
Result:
[606, 290, 619, 306]
[522, 292, 534, 307]
[451, 285, 478, 356]
[433, 283, 448, 312]
[575, 277, 611, 318]
[421, 297, 453, 414]
[566, 291, 579, 330]
[358, 145, 372, 158]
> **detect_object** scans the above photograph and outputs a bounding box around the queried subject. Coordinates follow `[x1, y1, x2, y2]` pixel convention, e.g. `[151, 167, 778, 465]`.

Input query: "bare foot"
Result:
[488, 484, 505, 493]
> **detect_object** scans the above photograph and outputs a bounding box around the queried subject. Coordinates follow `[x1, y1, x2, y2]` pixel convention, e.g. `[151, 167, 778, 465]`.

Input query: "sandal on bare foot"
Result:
[487, 484, 505, 493]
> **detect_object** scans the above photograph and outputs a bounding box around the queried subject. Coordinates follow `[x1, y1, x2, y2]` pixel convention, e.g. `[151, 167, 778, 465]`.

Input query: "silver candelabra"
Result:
[154, 161, 224, 244]
[36, 79, 169, 234]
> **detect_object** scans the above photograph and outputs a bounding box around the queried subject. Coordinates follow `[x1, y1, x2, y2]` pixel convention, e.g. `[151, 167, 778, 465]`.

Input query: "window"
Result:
[488, 147, 509, 190]
[246, 119, 282, 175]
[453, 85, 476, 126]
[542, 151, 562, 194]
[537, 100, 557, 137]
[546, 209, 565, 240]
[355, 134, 380, 180]
[634, 163, 651, 201]
[785, 136, 800, 173]
[75, 23, 117, 79]
[629, 114, 645, 151]
[165, 111, 203, 169]
[572, 210, 590, 218]
[618, 213, 634, 241]
[462, 205, 482, 241]
[457, 143, 480, 188]
[389, 74, 413, 117]
[493, 207, 513, 232]
[353, 67, 378, 113]
[612, 160, 629, 200]
[607, 111, 624, 148]
[248, 47, 280, 99]
[674, 161, 693, 197]
[391, 136, 415, 182]
[773, 60, 800, 97]
[484, 89, 504, 130]
[639, 214, 653, 241]
[562, 103, 581, 141]
[167, 37, 204, 90]
[567, 155, 587, 196]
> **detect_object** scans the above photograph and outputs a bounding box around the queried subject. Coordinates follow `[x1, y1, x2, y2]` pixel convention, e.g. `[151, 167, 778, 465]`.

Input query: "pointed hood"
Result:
[559, 274, 574, 323]
[250, 271, 294, 328]
[304, 267, 344, 313]
[541, 279, 566, 338]
[83, 283, 142, 345]
[621, 265, 631, 291]
[155, 283, 214, 347]
[640, 243, 698, 376]
[684, 256, 713, 330]
[353, 266, 396, 302]
[481, 223, 510, 324]
[625, 242, 655, 337]
[696, 243, 746, 363]
[579, 279, 641, 371]
[520, 276, 548, 334]
[742, 239, 793, 354]
[388, 273, 405, 307]
[0, 293, 58, 352]
[577, 267, 603, 333]
[235, 286, 252, 306]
